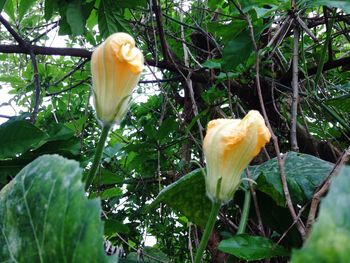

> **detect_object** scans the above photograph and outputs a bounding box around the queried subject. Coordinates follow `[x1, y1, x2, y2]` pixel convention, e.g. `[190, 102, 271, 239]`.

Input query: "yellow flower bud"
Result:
[91, 33, 144, 125]
[203, 110, 271, 203]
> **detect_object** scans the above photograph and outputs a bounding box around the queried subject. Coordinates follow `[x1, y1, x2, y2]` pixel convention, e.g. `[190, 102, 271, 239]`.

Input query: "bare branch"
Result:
[290, 24, 300, 152]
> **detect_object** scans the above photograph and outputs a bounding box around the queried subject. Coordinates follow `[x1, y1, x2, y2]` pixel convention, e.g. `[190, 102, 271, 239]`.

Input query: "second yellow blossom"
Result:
[203, 110, 271, 203]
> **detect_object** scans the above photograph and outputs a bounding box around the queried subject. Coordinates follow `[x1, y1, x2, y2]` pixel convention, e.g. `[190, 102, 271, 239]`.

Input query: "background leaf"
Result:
[147, 168, 211, 227]
[66, 0, 85, 35]
[18, 0, 36, 20]
[218, 234, 290, 261]
[0, 0, 7, 13]
[0, 120, 49, 159]
[98, 0, 130, 39]
[0, 155, 114, 262]
[301, 0, 350, 13]
[252, 152, 333, 206]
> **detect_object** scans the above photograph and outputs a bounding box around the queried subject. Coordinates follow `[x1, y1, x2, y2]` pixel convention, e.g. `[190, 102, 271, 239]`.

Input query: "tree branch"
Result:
[290, 23, 300, 152]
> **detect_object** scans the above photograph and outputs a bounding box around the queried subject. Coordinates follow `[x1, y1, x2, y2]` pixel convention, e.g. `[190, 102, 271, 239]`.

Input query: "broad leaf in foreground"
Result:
[251, 152, 333, 206]
[147, 168, 211, 227]
[291, 166, 350, 262]
[218, 234, 289, 261]
[0, 155, 113, 263]
[0, 120, 49, 159]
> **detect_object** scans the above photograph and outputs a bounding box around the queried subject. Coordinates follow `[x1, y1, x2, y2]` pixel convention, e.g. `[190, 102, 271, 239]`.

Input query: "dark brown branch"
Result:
[0, 114, 12, 119]
[0, 44, 210, 83]
[281, 55, 350, 83]
[0, 14, 41, 122]
[151, 0, 171, 61]
[31, 21, 59, 43]
[0, 44, 92, 58]
[49, 59, 89, 87]
[0, 15, 29, 49]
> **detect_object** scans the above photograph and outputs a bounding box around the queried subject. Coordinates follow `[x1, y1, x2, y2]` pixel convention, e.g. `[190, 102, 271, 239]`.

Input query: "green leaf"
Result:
[202, 59, 222, 69]
[99, 169, 124, 185]
[44, 0, 57, 21]
[125, 247, 169, 263]
[98, 0, 130, 39]
[18, 0, 36, 20]
[46, 123, 75, 141]
[66, 0, 85, 35]
[3, 0, 15, 21]
[158, 118, 178, 140]
[291, 166, 350, 262]
[0, 155, 114, 262]
[114, 0, 146, 8]
[143, 247, 170, 263]
[0, 0, 7, 12]
[219, 234, 290, 260]
[100, 187, 123, 200]
[301, 0, 350, 13]
[0, 120, 49, 159]
[104, 219, 130, 235]
[252, 152, 333, 206]
[147, 168, 211, 227]
[325, 94, 350, 113]
[222, 30, 253, 70]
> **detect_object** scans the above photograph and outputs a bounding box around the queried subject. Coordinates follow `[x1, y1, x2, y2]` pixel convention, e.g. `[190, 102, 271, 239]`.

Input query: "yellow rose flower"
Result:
[91, 32, 144, 125]
[203, 110, 271, 203]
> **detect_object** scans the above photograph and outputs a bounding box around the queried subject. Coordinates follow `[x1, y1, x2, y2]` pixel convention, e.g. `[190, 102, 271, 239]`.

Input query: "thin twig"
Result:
[232, 0, 306, 239]
[29, 51, 41, 123]
[246, 170, 265, 236]
[49, 59, 89, 88]
[46, 79, 89, 96]
[306, 146, 350, 234]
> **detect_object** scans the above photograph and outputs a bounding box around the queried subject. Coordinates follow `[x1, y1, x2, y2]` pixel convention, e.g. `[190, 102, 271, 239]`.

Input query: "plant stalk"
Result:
[84, 124, 111, 190]
[194, 200, 221, 263]
[237, 189, 251, 234]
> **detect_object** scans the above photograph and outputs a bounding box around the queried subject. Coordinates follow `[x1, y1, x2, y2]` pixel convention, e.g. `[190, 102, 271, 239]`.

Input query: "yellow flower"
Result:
[203, 110, 271, 203]
[91, 32, 144, 125]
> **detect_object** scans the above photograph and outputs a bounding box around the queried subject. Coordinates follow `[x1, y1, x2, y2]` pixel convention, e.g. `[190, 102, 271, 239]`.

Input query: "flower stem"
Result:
[194, 200, 221, 263]
[84, 124, 111, 190]
[237, 189, 251, 234]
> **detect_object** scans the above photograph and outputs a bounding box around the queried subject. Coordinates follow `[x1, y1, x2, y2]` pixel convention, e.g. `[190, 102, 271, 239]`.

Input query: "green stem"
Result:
[237, 189, 251, 234]
[84, 124, 111, 190]
[194, 200, 221, 263]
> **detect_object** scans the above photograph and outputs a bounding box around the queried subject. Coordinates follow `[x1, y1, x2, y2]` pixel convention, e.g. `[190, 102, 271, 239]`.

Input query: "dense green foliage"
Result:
[0, 0, 350, 262]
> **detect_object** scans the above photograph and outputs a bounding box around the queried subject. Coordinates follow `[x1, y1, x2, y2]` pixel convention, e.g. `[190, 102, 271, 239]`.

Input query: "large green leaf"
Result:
[218, 234, 289, 261]
[0, 123, 80, 187]
[301, 0, 350, 13]
[0, 155, 114, 262]
[222, 30, 253, 70]
[252, 152, 333, 206]
[18, 0, 36, 20]
[0, 0, 7, 12]
[126, 247, 169, 263]
[291, 166, 350, 262]
[0, 120, 49, 159]
[147, 169, 211, 227]
[66, 0, 85, 35]
[98, 0, 130, 39]
[325, 95, 350, 113]
[114, 0, 146, 8]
